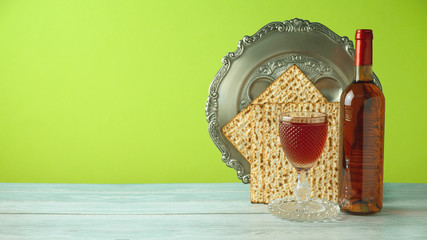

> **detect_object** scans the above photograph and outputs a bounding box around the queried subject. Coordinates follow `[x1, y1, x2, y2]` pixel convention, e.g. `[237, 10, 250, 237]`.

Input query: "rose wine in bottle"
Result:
[339, 29, 385, 215]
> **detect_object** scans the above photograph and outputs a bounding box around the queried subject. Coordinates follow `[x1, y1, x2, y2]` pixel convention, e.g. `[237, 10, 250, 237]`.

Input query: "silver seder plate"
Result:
[205, 18, 382, 183]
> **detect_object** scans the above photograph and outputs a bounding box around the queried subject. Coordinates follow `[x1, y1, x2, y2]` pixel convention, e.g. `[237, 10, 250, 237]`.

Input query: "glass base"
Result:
[268, 197, 339, 222]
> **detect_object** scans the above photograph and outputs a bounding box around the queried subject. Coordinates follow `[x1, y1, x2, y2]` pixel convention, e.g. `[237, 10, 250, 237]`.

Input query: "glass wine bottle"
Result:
[339, 29, 385, 215]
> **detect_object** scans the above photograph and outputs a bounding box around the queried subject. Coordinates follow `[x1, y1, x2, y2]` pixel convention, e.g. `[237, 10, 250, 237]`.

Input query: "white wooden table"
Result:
[0, 183, 425, 240]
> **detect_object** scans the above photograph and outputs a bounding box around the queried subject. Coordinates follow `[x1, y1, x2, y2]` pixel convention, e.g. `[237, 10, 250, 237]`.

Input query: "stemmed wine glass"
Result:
[268, 111, 339, 221]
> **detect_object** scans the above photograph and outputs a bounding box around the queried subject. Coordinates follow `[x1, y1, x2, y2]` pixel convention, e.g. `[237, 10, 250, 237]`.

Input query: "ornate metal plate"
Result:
[205, 18, 382, 183]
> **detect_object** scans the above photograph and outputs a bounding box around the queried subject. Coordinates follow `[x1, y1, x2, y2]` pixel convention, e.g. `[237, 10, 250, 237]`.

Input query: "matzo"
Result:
[221, 65, 340, 204]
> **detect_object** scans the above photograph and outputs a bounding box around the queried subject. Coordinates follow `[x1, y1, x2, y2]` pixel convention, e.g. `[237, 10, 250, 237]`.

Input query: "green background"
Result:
[0, 0, 425, 183]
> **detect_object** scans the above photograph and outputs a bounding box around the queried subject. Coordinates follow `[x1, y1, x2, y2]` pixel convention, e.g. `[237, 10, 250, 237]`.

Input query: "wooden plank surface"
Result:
[0, 183, 426, 240]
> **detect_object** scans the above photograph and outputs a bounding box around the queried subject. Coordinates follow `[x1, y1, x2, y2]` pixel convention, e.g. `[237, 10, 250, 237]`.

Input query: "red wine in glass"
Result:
[268, 111, 338, 222]
[279, 121, 328, 172]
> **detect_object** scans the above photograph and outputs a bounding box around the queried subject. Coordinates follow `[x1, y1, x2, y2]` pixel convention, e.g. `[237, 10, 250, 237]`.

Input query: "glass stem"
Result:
[295, 170, 311, 203]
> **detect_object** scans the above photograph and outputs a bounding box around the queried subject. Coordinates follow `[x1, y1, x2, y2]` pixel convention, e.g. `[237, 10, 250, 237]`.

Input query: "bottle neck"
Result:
[354, 29, 373, 82]
[355, 65, 373, 82]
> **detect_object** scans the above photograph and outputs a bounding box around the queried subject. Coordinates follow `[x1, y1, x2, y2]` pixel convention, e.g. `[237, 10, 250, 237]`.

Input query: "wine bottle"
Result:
[339, 29, 385, 215]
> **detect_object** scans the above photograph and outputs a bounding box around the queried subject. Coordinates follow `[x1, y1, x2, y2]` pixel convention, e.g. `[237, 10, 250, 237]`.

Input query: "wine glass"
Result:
[268, 111, 339, 221]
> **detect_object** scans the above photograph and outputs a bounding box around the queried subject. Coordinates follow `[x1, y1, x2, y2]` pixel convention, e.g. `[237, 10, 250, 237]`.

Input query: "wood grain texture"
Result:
[0, 183, 426, 240]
